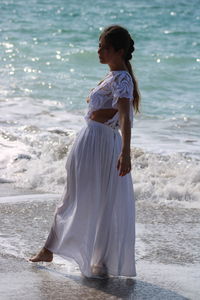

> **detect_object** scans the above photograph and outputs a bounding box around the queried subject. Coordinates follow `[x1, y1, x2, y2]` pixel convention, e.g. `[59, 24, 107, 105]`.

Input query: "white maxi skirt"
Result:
[44, 119, 136, 278]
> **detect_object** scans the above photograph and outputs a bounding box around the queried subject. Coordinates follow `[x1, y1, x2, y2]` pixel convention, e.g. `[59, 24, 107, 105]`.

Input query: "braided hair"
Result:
[125, 37, 135, 61]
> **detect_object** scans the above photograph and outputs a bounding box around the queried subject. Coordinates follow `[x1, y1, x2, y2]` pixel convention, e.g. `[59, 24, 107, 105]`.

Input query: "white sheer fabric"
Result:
[44, 71, 136, 278]
[84, 70, 134, 129]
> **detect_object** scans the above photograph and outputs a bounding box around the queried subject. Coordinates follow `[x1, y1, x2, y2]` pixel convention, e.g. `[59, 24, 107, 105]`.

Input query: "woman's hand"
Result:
[117, 152, 132, 176]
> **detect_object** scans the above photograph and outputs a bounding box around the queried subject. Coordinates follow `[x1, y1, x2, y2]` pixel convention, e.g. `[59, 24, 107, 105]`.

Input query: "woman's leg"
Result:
[28, 128, 84, 263]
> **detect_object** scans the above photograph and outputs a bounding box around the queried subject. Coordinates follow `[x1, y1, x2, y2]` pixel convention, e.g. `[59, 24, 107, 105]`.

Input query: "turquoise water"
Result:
[1, 1, 200, 117]
[1, 0, 199, 112]
[0, 0, 200, 196]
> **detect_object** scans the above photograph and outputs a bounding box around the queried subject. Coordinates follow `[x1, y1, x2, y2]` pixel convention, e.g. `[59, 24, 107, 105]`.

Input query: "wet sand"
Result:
[0, 184, 199, 299]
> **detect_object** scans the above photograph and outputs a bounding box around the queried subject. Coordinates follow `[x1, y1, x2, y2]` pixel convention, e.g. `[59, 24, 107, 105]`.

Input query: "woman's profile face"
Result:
[98, 37, 118, 64]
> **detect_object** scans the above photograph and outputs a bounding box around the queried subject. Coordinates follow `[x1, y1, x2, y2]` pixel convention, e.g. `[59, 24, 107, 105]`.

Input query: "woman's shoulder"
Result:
[109, 70, 133, 86]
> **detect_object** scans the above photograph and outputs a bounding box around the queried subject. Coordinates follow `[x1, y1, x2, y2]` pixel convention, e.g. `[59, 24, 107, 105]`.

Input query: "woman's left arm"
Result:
[117, 98, 132, 177]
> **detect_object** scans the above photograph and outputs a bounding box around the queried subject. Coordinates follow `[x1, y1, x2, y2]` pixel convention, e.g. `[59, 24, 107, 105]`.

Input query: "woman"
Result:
[29, 24, 140, 279]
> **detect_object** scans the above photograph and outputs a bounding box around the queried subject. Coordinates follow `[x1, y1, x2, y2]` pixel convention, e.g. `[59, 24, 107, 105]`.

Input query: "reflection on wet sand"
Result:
[0, 190, 199, 299]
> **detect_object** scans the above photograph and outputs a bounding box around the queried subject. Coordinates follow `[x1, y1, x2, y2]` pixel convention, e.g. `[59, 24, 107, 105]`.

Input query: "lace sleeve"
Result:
[110, 72, 134, 109]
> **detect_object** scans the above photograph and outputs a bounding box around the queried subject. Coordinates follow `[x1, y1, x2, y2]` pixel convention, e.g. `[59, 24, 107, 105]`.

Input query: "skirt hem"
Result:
[45, 246, 137, 278]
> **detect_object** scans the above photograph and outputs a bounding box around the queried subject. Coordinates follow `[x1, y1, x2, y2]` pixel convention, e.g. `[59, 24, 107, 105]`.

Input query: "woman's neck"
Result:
[108, 62, 128, 72]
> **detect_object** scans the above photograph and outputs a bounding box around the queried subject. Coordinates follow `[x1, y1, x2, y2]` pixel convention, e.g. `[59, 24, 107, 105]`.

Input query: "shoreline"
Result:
[0, 186, 199, 299]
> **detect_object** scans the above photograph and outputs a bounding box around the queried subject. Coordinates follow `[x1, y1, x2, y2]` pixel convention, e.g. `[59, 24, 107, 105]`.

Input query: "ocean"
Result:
[0, 0, 200, 198]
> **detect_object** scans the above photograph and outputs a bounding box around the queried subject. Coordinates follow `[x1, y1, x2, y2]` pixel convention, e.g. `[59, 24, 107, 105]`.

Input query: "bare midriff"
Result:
[89, 108, 118, 124]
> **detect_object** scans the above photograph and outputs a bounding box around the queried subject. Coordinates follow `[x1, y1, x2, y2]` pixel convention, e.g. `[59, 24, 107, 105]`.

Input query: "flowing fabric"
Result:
[44, 119, 136, 278]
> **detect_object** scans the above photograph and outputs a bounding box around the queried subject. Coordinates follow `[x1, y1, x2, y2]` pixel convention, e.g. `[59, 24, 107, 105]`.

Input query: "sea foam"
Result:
[1, 122, 199, 206]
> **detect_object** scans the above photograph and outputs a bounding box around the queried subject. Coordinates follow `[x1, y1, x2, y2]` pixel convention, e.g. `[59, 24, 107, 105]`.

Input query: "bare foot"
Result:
[29, 247, 53, 262]
[91, 263, 108, 278]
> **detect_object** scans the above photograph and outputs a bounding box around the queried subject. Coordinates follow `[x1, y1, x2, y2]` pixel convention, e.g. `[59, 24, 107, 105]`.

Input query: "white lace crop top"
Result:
[84, 70, 134, 129]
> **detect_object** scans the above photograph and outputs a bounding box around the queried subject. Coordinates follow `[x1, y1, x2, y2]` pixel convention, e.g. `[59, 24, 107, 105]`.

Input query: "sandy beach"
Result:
[0, 184, 199, 300]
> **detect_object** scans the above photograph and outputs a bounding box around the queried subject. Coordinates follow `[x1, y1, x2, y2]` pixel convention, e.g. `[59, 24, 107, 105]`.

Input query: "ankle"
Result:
[43, 247, 52, 254]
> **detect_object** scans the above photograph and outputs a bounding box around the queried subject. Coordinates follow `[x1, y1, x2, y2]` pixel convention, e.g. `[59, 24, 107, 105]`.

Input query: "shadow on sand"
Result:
[35, 264, 188, 300]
